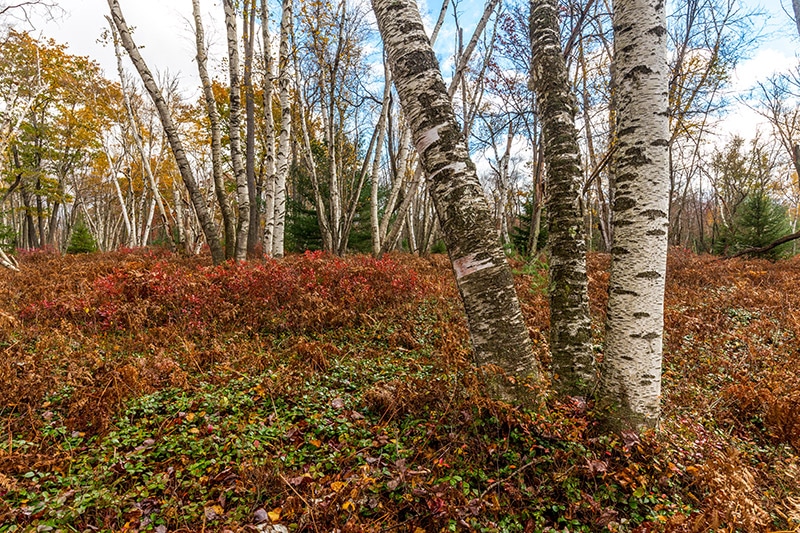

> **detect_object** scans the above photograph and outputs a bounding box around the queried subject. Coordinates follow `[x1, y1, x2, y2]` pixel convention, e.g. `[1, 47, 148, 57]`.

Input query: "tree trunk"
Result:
[261, 0, 277, 256]
[599, 0, 670, 430]
[530, 0, 594, 396]
[370, 64, 392, 255]
[224, 0, 251, 262]
[107, 17, 176, 251]
[272, 0, 293, 258]
[372, 0, 543, 401]
[193, 0, 235, 260]
[108, 0, 225, 264]
[244, 0, 259, 256]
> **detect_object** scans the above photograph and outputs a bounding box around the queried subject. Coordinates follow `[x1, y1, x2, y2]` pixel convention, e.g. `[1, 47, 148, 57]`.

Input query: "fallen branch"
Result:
[725, 229, 800, 259]
[0, 248, 18, 271]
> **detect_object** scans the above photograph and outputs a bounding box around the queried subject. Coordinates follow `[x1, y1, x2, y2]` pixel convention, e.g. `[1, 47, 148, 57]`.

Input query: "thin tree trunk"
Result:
[193, 0, 235, 260]
[105, 148, 134, 247]
[108, 0, 225, 264]
[599, 0, 670, 431]
[224, 0, 251, 262]
[447, 0, 501, 100]
[244, 0, 259, 255]
[261, 0, 277, 256]
[531, 0, 594, 396]
[372, 0, 543, 401]
[107, 17, 176, 251]
[370, 65, 393, 255]
[272, 0, 293, 258]
[379, 124, 411, 245]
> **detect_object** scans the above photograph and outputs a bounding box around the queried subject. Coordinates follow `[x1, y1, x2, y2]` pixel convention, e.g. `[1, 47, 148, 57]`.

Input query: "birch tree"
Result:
[107, 18, 176, 251]
[193, 0, 235, 259]
[107, 0, 225, 264]
[599, 0, 670, 430]
[261, 0, 277, 255]
[530, 0, 594, 396]
[372, 0, 543, 400]
[272, 0, 292, 258]
[224, 0, 250, 262]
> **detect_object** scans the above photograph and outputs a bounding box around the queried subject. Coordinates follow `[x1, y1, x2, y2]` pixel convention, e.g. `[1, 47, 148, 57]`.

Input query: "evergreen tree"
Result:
[510, 201, 547, 257]
[66, 221, 97, 254]
[734, 192, 791, 258]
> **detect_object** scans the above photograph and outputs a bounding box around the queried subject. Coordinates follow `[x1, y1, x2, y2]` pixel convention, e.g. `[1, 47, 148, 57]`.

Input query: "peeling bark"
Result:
[372, 0, 543, 401]
[600, 0, 669, 430]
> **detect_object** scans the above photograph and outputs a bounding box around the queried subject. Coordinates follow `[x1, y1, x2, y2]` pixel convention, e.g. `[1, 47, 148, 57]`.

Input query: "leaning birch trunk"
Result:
[107, 0, 225, 264]
[261, 0, 277, 256]
[193, 0, 235, 260]
[224, 0, 251, 262]
[370, 64, 392, 255]
[599, 0, 669, 430]
[530, 0, 594, 397]
[372, 0, 543, 400]
[272, 0, 293, 258]
[108, 18, 175, 251]
[0, 247, 18, 271]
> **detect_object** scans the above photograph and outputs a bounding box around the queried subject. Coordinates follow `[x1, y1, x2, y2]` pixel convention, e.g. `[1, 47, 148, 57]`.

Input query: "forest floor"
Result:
[0, 248, 798, 532]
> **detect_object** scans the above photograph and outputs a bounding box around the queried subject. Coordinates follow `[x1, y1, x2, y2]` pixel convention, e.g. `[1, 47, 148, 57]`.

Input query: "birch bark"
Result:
[244, 0, 259, 256]
[193, 0, 235, 259]
[272, 0, 293, 258]
[224, 0, 251, 262]
[107, 0, 225, 264]
[107, 18, 175, 251]
[530, 0, 594, 396]
[261, 0, 277, 255]
[600, 0, 670, 429]
[372, 0, 543, 400]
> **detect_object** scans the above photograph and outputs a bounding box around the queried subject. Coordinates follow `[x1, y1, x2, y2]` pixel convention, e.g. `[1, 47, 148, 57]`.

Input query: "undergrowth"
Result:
[0, 248, 797, 532]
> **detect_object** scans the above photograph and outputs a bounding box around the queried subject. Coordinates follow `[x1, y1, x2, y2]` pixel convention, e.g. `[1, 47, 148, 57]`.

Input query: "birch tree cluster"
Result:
[0, 0, 795, 265]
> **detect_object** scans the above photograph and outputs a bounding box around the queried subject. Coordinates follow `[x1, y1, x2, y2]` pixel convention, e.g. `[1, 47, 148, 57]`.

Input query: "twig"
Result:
[480, 457, 544, 498]
[278, 472, 318, 531]
[581, 145, 618, 197]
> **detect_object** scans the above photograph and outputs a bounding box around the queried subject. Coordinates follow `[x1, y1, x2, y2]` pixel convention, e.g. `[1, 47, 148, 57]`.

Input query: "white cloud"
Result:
[26, 0, 227, 97]
[731, 47, 794, 94]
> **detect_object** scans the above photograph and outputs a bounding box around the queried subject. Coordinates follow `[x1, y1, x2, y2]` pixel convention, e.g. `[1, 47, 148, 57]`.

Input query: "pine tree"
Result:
[735, 192, 791, 258]
[67, 221, 97, 254]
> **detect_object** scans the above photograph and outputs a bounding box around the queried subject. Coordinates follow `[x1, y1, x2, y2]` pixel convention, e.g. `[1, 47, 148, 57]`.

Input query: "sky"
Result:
[12, 0, 800, 140]
[21, 0, 227, 101]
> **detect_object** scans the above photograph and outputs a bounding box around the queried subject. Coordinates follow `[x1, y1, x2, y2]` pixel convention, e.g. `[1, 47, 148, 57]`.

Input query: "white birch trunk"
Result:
[224, 0, 251, 262]
[104, 147, 134, 247]
[107, 0, 225, 264]
[261, 0, 277, 256]
[370, 64, 392, 255]
[272, 0, 293, 258]
[600, 0, 670, 430]
[372, 0, 543, 400]
[172, 175, 187, 251]
[193, 0, 236, 259]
